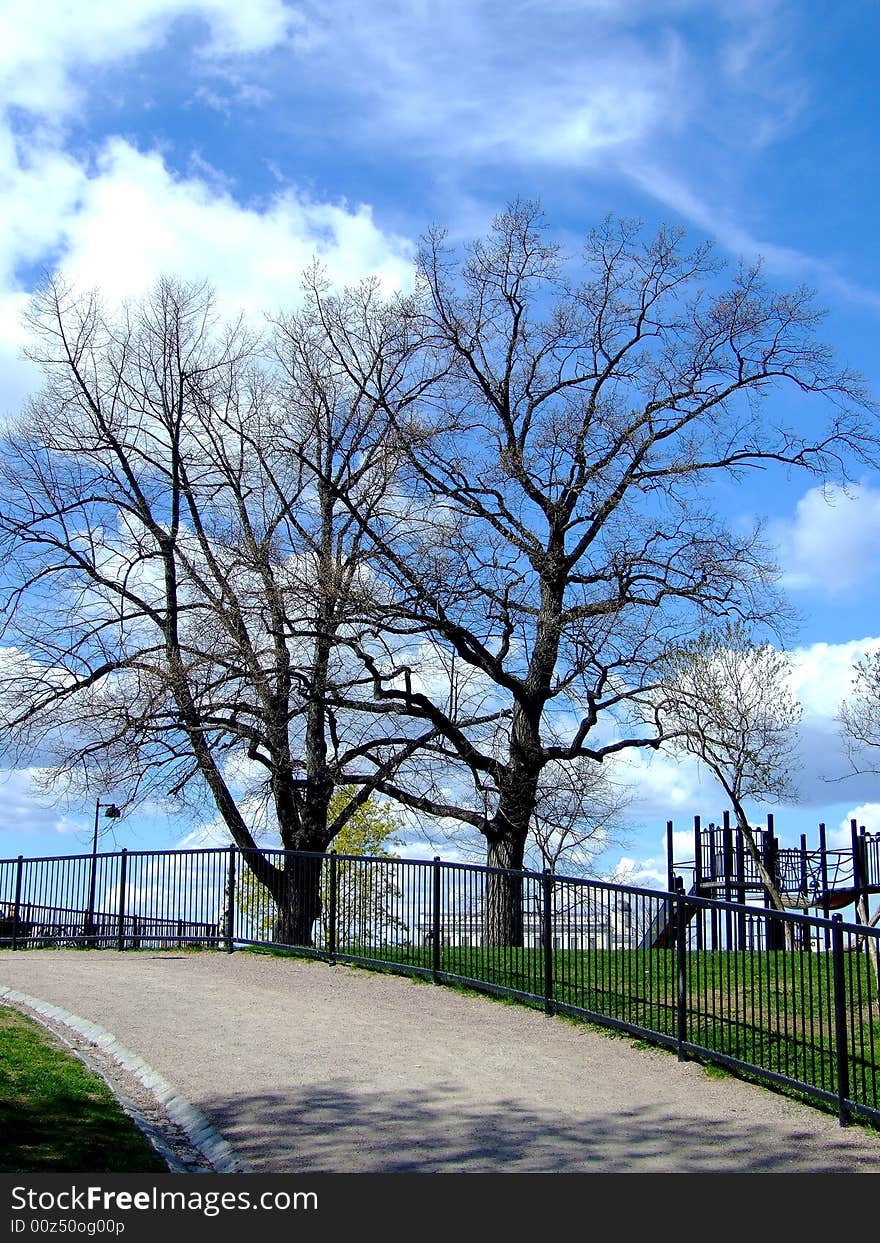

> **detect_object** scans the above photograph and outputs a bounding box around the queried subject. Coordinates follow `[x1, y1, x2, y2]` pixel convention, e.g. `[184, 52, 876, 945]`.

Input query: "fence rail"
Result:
[1, 845, 878, 1127]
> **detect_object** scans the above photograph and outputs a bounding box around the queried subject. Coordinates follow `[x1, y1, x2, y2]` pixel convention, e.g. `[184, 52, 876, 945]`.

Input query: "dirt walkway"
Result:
[2, 949, 880, 1174]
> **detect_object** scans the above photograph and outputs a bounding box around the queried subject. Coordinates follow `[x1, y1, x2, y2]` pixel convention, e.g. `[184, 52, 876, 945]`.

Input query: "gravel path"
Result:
[2, 948, 880, 1174]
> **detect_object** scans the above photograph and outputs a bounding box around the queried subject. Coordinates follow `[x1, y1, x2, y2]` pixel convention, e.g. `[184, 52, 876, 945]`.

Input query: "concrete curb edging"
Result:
[0, 985, 247, 1174]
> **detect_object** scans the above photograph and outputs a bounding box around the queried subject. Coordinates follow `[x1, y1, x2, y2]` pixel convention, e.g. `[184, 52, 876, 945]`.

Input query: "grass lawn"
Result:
[0, 1005, 167, 1173]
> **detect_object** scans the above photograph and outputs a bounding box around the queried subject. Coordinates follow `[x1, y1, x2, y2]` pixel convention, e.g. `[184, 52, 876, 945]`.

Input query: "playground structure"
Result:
[644, 814, 880, 950]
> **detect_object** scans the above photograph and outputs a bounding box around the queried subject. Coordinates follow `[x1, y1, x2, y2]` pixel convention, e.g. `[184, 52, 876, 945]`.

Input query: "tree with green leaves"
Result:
[326, 789, 409, 948]
[237, 789, 407, 946]
[656, 621, 801, 917]
[838, 648, 880, 773]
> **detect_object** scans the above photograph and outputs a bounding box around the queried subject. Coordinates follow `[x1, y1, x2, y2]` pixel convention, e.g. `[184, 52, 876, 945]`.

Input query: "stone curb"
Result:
[0, 985, 247, 1174]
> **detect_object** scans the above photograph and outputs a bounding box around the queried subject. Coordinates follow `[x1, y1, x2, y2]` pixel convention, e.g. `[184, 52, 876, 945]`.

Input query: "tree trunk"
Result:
[483, 744, 542, 947]
[485, 835, 526, 948]
[270, 744, 332, 948]
[272, 854, 325, 947]
[729, 803, 796, 952]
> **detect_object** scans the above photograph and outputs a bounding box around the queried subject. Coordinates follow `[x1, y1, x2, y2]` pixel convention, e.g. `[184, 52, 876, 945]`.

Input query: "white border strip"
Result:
[0, 985, 246, 1174]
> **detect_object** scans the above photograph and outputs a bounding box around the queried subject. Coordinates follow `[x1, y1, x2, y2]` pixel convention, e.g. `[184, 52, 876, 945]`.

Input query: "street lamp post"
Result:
[85, 799, 121, 940]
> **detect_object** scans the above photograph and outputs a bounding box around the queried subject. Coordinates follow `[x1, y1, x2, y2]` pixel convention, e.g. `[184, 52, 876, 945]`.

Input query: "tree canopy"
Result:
[312, 203, 874, 937]
[1, 204, 876, 944]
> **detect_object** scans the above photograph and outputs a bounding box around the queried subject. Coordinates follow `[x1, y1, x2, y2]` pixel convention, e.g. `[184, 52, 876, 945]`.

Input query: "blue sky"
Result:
[1, 0, 880, 885]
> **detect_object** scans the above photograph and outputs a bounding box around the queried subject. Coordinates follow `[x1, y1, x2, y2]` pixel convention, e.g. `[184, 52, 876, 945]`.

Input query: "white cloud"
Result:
[0, 0, 295, 119]
[0, 768, 83, 844]
[832, 803, 880, 848]
[605, 819, 698, 885]
[282, 2, 685, 170]
[177, 822, 233, 850]
[0, 141, 85, 282]
[788, 637, 880, 721]
[0, 5, 419, 415]
[0, 135, 415, 383]
[0, 291, 41, 420]
[770, 484, 880, 595]
[613, 746, 713, 819]
[2, 0, 869, 326]
[55, 139, 415, 313]
[607, 855, 668, 890]
[613, 636, 880, 822]
[0, 1, 416, 390]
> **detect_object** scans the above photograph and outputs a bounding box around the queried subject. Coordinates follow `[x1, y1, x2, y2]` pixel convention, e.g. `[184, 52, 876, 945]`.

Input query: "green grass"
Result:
[0, 1006, 168, 1173]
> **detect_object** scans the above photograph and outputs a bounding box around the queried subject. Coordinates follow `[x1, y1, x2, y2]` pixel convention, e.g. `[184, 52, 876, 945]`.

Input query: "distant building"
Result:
[416, 892, 634, 950]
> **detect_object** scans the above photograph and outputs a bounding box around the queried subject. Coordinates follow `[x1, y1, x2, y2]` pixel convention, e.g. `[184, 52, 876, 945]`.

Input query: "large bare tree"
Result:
[310, 203, 876, 943]
[2, 205, 876, 950]
[0, 274, 434, 944]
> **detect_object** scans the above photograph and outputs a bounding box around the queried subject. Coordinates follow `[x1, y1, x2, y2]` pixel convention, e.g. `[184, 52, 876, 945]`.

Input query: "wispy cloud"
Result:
[0, 0, 296, 120]
[626, 164, 880, 309]
[276, 1, 688, 167]
[247, 1, 879, 309]
[0, 768, 84, 841]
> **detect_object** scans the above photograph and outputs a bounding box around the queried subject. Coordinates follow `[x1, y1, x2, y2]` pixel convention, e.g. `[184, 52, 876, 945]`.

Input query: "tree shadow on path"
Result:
[198, 1080, 880, 1174]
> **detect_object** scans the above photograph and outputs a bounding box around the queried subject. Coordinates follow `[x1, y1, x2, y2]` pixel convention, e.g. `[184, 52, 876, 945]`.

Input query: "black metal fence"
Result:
[1, 845, 878, 1127]
[0, 847, 226, 951]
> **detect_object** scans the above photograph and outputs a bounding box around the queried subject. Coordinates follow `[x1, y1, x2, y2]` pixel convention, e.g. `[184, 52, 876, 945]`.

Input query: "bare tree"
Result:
[838, 649, 880, 772]
[656, 621, 801, 917]
[3, 205, 876, 951]
[528, 758, 631, 875]
[312, 202, 875, 943]
[422, 755, 631, 878]
[837, 651, 880, 981]
[0, 274, 432, 944]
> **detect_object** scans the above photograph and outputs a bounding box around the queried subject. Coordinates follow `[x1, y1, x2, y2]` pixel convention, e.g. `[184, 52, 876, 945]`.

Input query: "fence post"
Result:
[735, 829, 747, 950]
[676, 883, 688, 1061]
[225, 846, 237, 953]
[850, 820, 863, 920]
[542, 869, 554, 1016]
[693, 814, 704, 951]
[763, 826, 783, 950]
[708, 823, 719, 951]
[11, 856, 23, 951]
[831, 914, 850, 1126]
[818, 821, 831, 949]
[722, 813, 733, 949]
[666, 820, 675, 894]
[328, 851, 337, 965]
[855, 826, 871, 928]
[799, 835, 810, 953]
[432, 857, 442, 983]
[117, 850, 128, 952]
